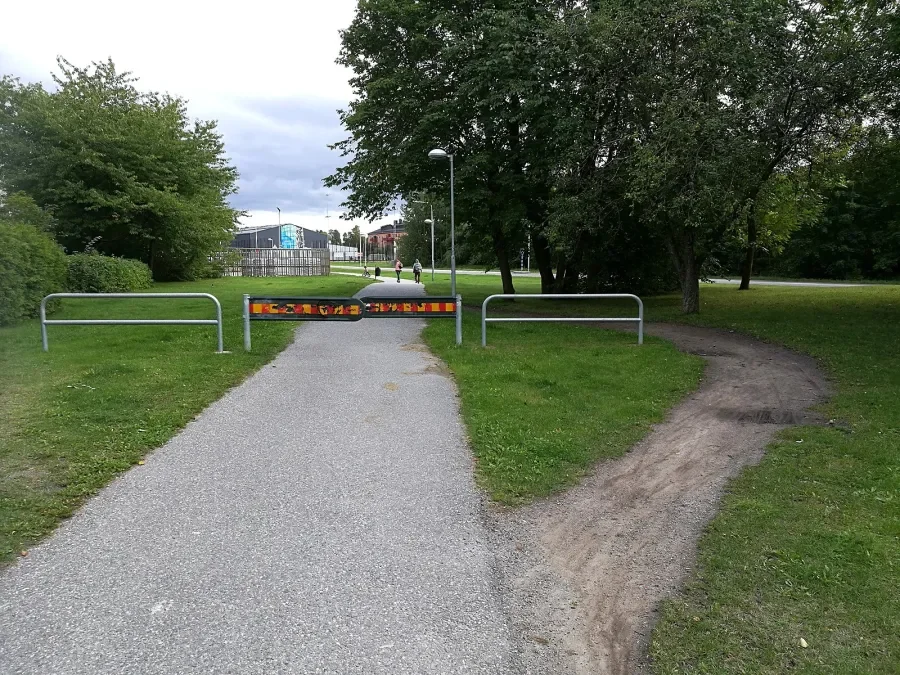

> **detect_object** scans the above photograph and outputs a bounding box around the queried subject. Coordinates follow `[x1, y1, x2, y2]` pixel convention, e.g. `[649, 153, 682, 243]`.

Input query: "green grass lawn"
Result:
[645, 284, 900, 674]
[422, 271, 543, 304]
[422, 277, 702, 502]
[0, 275, 371, 565]
[422, 274, 898, 673]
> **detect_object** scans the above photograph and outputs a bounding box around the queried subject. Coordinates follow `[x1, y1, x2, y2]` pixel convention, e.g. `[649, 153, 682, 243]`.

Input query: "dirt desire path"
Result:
[492, 323, 829, 675]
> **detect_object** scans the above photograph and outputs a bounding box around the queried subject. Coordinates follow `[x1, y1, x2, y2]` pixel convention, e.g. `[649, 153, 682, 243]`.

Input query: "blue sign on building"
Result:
[280, 224, 298, 249]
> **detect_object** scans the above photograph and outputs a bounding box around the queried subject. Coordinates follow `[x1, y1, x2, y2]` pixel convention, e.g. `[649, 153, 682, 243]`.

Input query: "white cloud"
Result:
[1, 0, 376, 234]
[1, 0, 355, 104]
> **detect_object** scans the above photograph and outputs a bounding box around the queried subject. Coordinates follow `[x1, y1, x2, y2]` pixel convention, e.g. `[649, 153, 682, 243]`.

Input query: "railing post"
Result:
[40, 296, 49, 352]
[455, 294, 462, 346]
[481, 295, 492, 347]
[636, 296, 644, 345]
[243, 294, 251, 352]
[212, 295, 224, 353]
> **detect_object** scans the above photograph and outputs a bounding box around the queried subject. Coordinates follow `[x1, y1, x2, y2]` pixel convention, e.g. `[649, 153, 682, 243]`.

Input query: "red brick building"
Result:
[367, 220, 406, 248]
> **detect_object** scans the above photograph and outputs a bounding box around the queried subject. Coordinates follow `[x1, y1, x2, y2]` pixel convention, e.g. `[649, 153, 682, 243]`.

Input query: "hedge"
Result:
[0, 223, 68, 326]
[67, 253, 153, 293]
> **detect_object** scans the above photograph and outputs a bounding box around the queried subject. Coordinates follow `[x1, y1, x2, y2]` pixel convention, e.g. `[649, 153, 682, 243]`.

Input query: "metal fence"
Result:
[481, 293, 644, 347]
[242, 294, 463, 351]
[215, 248, 331, 277]
[40, 293, 224, 353]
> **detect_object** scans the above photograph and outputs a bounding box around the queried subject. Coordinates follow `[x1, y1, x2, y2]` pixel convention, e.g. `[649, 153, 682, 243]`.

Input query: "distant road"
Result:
[332, 265, 871, 288]
[707, 278, 871, 288]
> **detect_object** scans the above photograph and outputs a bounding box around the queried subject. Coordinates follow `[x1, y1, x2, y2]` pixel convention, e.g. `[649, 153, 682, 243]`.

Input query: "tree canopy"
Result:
[0, 58, 240, 280]
[328, 0, 899, 311]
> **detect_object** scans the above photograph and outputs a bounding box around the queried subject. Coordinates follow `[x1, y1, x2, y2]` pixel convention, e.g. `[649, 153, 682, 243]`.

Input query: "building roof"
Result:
[367, 220, 405, 237]
[237, 223, 319, 234]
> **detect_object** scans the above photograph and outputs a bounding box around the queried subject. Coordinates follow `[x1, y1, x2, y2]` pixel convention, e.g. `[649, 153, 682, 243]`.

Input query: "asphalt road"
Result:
[0, 282, 512, 674]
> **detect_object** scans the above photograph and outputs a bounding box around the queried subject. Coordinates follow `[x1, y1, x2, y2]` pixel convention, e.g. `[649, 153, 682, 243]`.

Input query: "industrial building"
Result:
[231, 224, 328, 250]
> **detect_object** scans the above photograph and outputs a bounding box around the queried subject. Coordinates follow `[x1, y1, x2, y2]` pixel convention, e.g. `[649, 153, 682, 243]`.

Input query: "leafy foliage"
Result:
[66, 253, 153, 293]
[0, 59, 239, 281]
[397, 197, 454, 267]
[0, 222, 67, 326]
[0, 191, 55, 231]
[773, 131, 900, 279]
[327, 229, 343, 246]
[341, 224, 362, 247]
[330, 0, 899, 311]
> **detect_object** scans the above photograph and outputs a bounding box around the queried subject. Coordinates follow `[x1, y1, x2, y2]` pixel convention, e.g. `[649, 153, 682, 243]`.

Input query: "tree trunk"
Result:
[491, 228, 516, 294]
[739, 215, 757, 290]
[553, 257, 568, 292]
[532, 231, 556, 293]
[560, 262, 580, 293]
[668, 229, 700, 314]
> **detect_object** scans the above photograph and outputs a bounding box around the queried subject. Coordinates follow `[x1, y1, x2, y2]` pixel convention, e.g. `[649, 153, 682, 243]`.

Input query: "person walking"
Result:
[413, 259, 422, 284]
[394, 258, 403, 283]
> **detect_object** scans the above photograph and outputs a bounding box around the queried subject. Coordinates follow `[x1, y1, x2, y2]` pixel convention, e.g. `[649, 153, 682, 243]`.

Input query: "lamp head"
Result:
[428, 148, 448, 160]
[424, 219, 433, 224]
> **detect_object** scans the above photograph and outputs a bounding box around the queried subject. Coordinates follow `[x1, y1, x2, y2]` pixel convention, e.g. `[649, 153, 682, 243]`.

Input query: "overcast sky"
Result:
[0, 0, 394, 235]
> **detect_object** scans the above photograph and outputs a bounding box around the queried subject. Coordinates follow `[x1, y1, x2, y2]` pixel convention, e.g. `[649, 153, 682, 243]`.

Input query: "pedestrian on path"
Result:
[394, 258, 403, 283]
[362, 264, 371, 278]
[413, 259, 422, 283]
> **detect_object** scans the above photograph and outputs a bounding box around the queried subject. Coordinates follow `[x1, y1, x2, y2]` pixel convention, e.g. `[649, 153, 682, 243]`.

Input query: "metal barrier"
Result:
[40, 293, 224, 353]
[481, 293, 643, 347]
[243, 294, 463, 350]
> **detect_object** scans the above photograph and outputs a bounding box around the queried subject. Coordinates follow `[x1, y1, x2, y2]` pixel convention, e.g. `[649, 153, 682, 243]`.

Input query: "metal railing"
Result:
[242, 294, 463, 351]
[40, 293, 224, 353]
[481, 293, 643, 347]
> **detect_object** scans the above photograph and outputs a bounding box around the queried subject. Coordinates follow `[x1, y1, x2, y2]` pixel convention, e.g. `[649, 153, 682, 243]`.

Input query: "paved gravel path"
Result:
[0, 283, 512, 674]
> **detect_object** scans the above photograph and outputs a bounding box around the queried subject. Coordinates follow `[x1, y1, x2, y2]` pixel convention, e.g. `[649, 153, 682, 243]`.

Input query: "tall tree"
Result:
[396, 198, 451, 268]
[0, 58, 239, 280]
[340, 224, 362, 247]
[775, 130, 900, 279]
[729, 0, 900, 289]
[329, 0, 898, 311]
[327, 0, 571, 294]
[620, 0, 898, 308]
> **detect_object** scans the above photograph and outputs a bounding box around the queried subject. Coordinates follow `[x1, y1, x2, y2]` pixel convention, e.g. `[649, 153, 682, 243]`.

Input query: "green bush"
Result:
[0, 223, 68, 326]
[67, 253, 153, 293]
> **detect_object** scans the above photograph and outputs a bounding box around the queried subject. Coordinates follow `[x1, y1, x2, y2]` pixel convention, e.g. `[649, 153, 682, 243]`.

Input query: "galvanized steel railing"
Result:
[481, 293, 643, 347]
[40, 293, 224, 353]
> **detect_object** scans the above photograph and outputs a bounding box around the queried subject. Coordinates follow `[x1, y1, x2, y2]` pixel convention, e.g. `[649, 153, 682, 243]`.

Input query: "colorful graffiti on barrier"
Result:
[364, 300, 457, 316]
[247, 298, 365, 320]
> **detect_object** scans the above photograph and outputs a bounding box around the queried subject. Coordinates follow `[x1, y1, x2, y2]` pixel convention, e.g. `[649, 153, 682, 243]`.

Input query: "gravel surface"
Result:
[0, 282, 512, 674]
[493, 323, 829, 675]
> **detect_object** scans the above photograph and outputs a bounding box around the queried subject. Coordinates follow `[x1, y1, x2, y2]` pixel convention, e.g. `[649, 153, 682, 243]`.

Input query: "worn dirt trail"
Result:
[492, 323, 828, 675]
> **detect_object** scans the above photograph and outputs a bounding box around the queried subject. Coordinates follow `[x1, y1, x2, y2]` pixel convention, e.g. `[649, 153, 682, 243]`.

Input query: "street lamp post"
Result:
[414, 199, 436, 281]
[424, 213, 435, 281]
[428, 148, 456, 296]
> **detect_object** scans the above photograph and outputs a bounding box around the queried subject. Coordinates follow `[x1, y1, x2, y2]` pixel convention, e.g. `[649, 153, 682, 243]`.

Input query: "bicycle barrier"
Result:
[242, 295, 463, 350]
[40, 293, 225, 353]
[481, 293, 643, 347]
